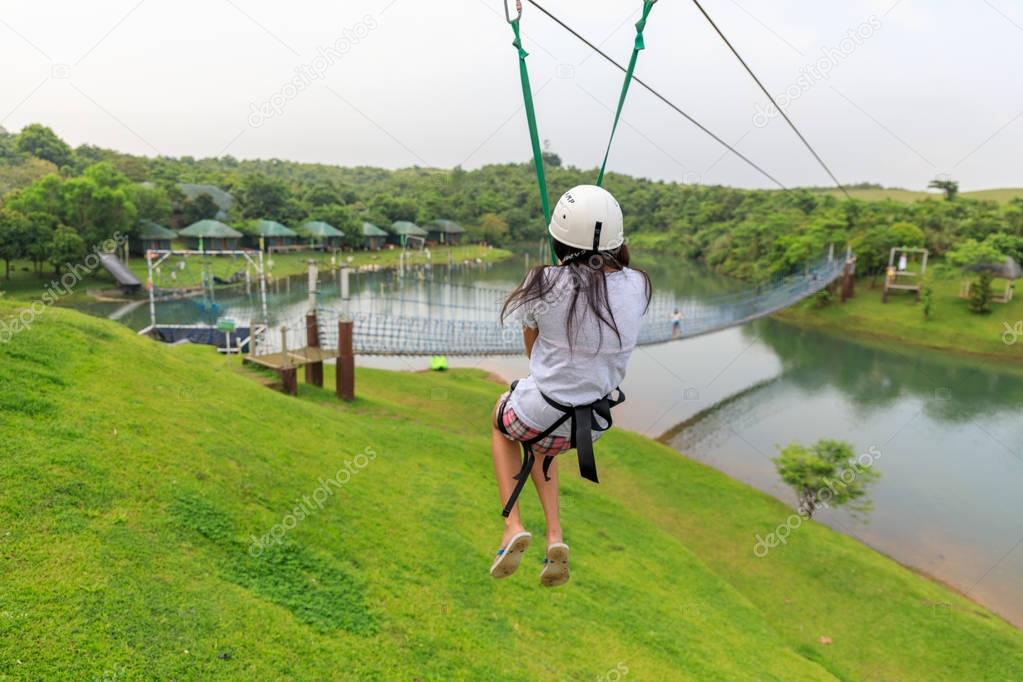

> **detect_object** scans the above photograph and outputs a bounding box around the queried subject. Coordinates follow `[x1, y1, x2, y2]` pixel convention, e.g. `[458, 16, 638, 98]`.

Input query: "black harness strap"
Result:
[497, 382, 625, 516]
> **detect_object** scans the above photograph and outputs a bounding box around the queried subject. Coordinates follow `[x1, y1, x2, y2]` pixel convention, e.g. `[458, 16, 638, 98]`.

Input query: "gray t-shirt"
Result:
[508, 266, 648, 437]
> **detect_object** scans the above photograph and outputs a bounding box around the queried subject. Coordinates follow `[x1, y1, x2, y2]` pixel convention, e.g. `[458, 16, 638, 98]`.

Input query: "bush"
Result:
[968, 271, 994, 314]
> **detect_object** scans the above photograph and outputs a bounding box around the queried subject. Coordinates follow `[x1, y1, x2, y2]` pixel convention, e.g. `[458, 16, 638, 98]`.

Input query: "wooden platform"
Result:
[245, 346, 337, 370]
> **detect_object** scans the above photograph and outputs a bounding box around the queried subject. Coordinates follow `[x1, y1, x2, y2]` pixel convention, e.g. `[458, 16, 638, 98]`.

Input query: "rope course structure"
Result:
[246, 253, 850, 358]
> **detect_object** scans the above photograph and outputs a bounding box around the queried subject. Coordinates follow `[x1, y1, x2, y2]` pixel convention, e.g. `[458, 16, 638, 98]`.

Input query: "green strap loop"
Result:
[510, 18, 556, 264]
[596, 0, 658, 187]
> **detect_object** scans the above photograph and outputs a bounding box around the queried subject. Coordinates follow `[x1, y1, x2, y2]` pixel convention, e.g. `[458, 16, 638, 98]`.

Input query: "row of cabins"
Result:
[129, 218, 463, 256]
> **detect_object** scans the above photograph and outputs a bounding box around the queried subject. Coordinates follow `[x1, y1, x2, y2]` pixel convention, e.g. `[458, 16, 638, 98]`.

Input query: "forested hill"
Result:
[1, 123, 1021, 283]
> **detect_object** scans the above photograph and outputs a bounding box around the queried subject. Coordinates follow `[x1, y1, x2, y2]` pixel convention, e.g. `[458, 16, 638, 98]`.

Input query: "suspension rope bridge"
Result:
[247, 253, 851, 360]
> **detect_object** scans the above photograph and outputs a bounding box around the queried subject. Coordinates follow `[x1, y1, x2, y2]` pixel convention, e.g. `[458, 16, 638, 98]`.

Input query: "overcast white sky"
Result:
[3, 1, 1022, 190]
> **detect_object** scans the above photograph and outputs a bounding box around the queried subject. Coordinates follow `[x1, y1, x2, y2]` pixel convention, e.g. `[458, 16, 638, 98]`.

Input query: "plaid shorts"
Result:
[494, 391, 583, 458]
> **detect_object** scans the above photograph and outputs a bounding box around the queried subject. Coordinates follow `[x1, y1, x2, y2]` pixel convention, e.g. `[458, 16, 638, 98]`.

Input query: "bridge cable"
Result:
[523, 0, 787, 190]
[689, 0, 850, 198]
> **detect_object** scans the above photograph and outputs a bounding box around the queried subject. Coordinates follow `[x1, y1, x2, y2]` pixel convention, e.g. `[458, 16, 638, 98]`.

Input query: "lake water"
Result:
[76, 253, 1023, 628]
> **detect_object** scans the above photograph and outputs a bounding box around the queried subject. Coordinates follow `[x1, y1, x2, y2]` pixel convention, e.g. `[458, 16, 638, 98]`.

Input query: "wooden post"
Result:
[337, 319, 355, 402]
[280, 325, 297, 396]
[840, 260, 856, 303]
[305, 312, 323, 387]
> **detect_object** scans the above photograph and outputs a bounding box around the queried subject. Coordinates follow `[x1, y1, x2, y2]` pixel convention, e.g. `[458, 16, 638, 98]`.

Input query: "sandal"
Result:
[490, 531, 532, 579]
[540, 542, 570, 587]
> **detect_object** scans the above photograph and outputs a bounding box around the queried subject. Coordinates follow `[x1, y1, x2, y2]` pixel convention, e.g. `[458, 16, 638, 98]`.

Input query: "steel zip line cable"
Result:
[689, 0, 850, 198]
[523, 0, 788, 190]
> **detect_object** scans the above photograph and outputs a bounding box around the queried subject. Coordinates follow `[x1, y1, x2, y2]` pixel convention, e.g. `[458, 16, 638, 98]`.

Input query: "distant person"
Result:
[671, 308, 683, 338]
[489, 185, 651, 587]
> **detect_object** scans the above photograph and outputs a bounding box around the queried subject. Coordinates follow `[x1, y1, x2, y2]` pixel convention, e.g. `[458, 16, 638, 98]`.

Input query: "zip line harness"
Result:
[497, 1, 653, 516]
[497, 381, 626, 517]
[504, 0, 657, 260]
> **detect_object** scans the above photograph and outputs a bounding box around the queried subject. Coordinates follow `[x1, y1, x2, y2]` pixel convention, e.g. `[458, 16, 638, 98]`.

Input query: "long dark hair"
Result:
[501, 239, 652, 352]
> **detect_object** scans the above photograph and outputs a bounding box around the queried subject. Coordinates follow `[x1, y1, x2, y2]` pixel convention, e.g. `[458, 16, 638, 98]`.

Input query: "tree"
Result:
[15, 124, 72, 168]
[23, 212, 56, 274]
[945, 236, 1002, 314]
[0, 126, 21, 163]
[887, 221, 925, 248]
[48, 226, 86, 274]
[541, 151, 562, 168]
[946, 237, 1005, 269]
[181, 193, 220, 225]
[928, 177, 959, 201]
[969, 271, 994, 314]
[128, 183, 172, 223]
[236, 174, 296, 221]
[61, 164, 137, 246]
[0, 207, 29, 278]
[303, 181, 341, 208]
[478, 212, 509, 244]
[773, 439, 880, 519]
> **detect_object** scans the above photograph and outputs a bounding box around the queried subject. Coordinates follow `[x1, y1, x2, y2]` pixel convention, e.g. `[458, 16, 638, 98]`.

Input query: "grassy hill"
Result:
[1, 302, 1022, 680]
[818, 187, 1023, 203]
[777, 269, 1023, 362]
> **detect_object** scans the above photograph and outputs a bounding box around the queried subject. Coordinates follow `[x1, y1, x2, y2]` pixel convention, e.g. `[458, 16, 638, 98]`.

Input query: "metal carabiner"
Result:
[504, 0, 523, 23]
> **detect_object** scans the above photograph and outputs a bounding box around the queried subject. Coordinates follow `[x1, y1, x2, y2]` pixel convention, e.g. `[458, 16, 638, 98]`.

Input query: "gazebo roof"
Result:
[361, 221, 388, 237]
[299, 220, 345, 238]
[138, 220, 176, 240]
[964, 256, 1023, 280]
[179, 219, 242, 239]
[248, 219, 297, 238]
[390, 220, 428, 237]
[426, 219, 465, 234]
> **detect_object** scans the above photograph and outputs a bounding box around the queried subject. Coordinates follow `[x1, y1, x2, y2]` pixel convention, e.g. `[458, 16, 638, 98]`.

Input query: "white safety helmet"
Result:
[548, 185, 624, 252]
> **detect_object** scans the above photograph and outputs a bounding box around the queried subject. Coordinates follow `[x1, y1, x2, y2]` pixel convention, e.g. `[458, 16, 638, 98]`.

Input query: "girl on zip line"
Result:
[489, 184, 651, 586]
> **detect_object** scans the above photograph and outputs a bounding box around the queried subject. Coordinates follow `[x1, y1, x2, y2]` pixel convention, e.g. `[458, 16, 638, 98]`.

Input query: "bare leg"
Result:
[530, 455, 562, 545]
[492, 414, 527, 547]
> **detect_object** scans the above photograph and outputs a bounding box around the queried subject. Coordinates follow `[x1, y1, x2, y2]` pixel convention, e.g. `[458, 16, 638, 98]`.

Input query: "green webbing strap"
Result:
[596, 0, 657, 187]
[508, 8, 556, 263]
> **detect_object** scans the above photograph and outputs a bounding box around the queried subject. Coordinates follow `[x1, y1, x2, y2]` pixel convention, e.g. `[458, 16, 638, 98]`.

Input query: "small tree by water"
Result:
[773, 439, 880, 519]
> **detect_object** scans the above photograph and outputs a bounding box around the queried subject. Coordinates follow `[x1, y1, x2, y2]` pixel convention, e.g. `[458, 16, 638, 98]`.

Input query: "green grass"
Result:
[1, 302, 1022, 680]
[818, 188, 1023, 203]
[777, 270, 1023, 362]
[0, 244, 511, 304]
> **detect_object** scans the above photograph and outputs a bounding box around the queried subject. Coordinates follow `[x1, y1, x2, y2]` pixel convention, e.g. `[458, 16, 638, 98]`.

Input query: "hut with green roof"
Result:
[425, 219, 465, 246]
[388, 221, 428, 247]
[361, 221, 388, 251]
[130, 219, 177, 256]
[299, 221, 345, 250]
[179, 219, 243, 252]
[241, 219, 298, 251]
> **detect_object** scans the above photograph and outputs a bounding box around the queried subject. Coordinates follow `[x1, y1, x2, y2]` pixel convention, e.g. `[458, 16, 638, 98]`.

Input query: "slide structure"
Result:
[99, 253, 142, 293]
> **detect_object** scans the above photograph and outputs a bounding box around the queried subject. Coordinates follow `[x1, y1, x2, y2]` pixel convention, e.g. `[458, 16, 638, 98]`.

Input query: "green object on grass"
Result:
[430, 355, 448, 371]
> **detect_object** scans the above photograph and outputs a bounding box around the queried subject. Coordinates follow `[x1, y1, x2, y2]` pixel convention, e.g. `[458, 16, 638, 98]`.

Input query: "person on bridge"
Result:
[671, 308, 683, 339]
[489, 185, 651, 586]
